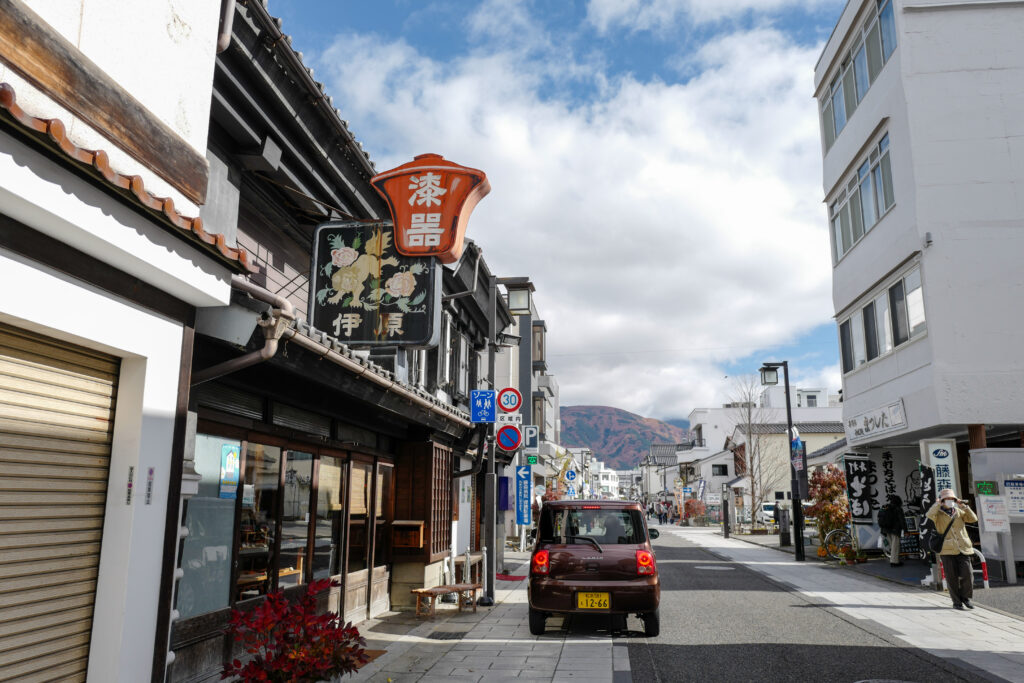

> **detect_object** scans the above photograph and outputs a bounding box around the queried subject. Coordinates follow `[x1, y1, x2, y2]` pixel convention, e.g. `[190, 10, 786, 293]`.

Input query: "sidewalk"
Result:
[670, 527, 1024, 683]
[735, 530, 1024, 621]
[347, 551, 631, 682]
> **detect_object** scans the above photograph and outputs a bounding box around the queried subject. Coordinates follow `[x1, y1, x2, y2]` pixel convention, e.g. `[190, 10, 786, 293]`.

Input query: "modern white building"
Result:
[816, 0, 1024, 558]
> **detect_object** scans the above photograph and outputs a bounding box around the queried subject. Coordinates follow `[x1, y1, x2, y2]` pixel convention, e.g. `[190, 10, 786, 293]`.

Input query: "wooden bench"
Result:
[411, 582, 482, 618]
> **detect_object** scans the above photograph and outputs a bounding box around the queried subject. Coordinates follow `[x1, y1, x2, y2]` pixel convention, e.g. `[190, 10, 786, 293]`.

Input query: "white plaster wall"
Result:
[0, 132, 231, 307]
[0, 0, 220, 215]
[830, 1, 1024, 437]
[0, 249, 185, 683]
[902, 3, 1024, 424]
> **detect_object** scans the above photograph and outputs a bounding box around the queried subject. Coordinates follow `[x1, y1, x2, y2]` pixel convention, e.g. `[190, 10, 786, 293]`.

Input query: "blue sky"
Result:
[268, 0, 849, 418]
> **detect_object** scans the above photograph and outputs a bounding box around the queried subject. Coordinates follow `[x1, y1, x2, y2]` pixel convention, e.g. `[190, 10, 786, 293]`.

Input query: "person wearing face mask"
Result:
[926, 489, 978, 610]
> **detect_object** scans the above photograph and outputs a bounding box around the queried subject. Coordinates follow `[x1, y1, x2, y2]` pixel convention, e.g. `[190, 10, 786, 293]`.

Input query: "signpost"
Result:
[497, 387, 523, 413]
[496, 424, 523, 452]
[470, 390, 496, 424]
[516, 466, 531, 525]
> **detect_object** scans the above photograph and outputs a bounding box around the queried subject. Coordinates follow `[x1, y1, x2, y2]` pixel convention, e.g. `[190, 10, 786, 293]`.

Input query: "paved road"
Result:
[628, 530, 992, 682]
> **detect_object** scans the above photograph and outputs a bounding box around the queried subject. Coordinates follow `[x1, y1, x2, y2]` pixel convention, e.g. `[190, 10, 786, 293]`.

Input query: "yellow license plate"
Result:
[577, 592, 610, 609]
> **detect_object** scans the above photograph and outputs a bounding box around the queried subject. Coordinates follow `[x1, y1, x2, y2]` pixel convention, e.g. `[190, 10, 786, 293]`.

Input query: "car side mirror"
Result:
[649, 529, 660, 539]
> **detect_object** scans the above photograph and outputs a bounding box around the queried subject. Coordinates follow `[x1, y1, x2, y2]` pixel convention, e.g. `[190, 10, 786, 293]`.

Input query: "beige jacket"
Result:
[925, 502, 977, 555]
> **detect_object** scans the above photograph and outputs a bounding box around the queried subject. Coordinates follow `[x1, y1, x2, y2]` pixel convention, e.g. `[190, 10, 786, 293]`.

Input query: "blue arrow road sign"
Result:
[470, 390, 496, 423]
[565, 470, 576, 482]
[516, 466, 531, 525]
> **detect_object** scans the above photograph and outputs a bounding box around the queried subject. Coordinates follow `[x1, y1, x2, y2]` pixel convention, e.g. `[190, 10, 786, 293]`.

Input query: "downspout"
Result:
[454, 424, 488, 478]
[190, 274, 294, 386]
[216, 0, 235, 53]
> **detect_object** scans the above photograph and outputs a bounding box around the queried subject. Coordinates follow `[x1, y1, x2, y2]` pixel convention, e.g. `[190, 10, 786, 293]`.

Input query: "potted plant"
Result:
[855, 551, 868, 563]
[843, 547, 857, 564]
[222, 579, 368, 682]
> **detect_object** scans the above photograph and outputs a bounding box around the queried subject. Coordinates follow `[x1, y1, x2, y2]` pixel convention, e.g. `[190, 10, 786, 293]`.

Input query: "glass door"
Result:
[370, 463, 394, 617]
[279, 451, 313, 588]
[344, 460, 373, 623]
[314, 455, 346, 614]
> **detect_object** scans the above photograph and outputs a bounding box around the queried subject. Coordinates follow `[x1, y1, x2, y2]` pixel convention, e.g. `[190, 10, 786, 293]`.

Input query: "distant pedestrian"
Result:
[926, 489, 978, 610]
[772, 503, 781, 532]
[877, 494, 907, 567]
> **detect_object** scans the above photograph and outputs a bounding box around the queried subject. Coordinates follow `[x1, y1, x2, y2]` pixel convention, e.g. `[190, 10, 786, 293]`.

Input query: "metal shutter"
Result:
[0, 323, 119, 682]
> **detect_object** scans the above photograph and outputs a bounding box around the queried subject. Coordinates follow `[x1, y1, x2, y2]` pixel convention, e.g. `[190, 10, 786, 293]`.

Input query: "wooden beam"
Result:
[968, 424, 987, 450]
[0, 0, 208, 204]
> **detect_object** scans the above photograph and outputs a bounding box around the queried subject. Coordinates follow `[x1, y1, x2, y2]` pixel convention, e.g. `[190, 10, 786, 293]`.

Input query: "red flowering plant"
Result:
[221, 579, 368, 682]
[805, 464, 852, 539]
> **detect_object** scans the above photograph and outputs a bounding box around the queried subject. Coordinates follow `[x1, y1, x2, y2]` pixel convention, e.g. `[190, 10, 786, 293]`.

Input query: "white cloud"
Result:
[587, 0, 841, 33]
[317, 17, 835, 418]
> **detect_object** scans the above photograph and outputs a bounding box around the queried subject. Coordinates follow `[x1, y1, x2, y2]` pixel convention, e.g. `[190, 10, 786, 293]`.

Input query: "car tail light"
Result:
[582, 505, 600, 509]
[636, 550, 656, 576]
[532, 549, 550, 575]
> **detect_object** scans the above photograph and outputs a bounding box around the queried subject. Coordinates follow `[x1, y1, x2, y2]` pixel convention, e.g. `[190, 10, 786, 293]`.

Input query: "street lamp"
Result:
[498, 277, 534, 316]
[759, 361, 806, 562]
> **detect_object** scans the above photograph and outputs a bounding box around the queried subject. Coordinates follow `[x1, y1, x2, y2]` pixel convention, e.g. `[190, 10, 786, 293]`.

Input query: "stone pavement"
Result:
[346, 551, 631, 682]
[671, 527, 1024, 683]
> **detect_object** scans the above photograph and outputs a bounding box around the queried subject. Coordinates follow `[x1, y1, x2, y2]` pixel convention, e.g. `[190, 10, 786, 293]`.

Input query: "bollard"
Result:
[479, 546, 489, 605]
[779, 508, 791, 547]
[463, 548, 471, 584]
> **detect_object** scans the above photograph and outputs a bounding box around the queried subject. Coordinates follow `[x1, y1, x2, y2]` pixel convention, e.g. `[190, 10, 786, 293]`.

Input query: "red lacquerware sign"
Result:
[496, 425, 523, 452]
[370, 153, 490, 264]
[497, 387, 522, 413]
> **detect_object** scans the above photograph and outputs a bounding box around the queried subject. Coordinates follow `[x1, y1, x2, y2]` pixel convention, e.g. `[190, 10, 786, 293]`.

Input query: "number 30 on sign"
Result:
[497, 387, 522, 412]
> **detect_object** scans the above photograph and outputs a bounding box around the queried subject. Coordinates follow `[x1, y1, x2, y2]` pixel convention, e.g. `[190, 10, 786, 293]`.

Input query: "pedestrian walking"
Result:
[925, 489, 978, 610]
[772, 503, 781, 533]
[877, 494, 907, 567]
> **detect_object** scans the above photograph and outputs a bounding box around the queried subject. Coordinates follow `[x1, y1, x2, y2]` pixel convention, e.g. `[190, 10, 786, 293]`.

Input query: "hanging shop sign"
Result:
[308, 221, 441, 347]
[843, 454, 879, 526]
[370, 153, 490, 263]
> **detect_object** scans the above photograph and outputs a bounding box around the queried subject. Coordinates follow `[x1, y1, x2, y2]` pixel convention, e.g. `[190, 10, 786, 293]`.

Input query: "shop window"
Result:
[348, 462, 373, 573]
[374, 464, 394, 567]
[314, 457, 346, 579]
[176, 435, 239, 619]
[237, 443, 280, 601]
[430, 446, 452, 556]
[279, 451, 313, 587]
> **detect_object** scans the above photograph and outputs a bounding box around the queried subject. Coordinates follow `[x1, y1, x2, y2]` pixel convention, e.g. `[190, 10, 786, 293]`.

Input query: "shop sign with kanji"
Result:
[308, 221, 441, 347]
[370, 153, 490, 263]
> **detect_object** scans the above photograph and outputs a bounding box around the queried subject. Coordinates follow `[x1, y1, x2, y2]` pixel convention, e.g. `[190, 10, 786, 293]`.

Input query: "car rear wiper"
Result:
[568, 535, 603, 553]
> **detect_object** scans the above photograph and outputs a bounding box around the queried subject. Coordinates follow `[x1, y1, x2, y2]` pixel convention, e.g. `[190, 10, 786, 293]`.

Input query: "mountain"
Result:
[560, 406, 692, 470]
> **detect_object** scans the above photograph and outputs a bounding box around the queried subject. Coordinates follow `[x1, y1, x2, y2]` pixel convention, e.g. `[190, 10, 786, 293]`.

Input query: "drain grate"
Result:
[427, 630, 470, 640]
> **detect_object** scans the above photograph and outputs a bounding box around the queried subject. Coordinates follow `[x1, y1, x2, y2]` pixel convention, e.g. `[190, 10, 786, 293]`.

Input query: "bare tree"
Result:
[726, 375, 788, 530]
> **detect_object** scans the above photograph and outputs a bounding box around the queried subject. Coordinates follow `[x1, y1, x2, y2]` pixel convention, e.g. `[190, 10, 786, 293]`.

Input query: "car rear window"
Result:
[538, 507, 645, 545]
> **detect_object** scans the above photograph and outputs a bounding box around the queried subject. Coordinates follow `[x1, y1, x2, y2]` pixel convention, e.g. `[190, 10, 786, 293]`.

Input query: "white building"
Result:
[816, 0, 1024, 557]
[0, 3, 236, 679]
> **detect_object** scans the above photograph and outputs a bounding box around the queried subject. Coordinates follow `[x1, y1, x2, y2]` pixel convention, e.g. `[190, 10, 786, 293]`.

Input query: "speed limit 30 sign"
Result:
[497, 387, 522, 413]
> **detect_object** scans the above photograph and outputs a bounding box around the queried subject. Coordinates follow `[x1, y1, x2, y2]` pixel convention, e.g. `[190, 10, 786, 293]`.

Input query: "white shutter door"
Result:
[0, 323, 119, 682]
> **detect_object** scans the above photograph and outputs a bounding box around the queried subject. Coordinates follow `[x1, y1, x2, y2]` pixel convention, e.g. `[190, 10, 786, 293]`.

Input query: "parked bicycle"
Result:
[822, 526, 854, 561]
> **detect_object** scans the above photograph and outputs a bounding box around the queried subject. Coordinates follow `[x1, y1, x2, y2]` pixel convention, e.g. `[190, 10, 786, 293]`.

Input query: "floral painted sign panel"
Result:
[308, 221, 441, 347]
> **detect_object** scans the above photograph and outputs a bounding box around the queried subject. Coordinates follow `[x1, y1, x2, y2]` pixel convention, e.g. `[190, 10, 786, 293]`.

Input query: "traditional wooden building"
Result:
[163, 2, 511, 679]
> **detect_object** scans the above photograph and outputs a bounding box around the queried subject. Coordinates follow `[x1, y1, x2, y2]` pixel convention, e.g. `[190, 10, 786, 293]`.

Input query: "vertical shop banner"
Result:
[219, 444, 240, 499]
[308, 221, 441, 347]
[921, 439, 958, 498]
[844, 454, 879, 525]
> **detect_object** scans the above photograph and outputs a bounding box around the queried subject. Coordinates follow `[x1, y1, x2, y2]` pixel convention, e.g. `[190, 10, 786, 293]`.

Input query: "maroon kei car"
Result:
[528, 500, 660, 636]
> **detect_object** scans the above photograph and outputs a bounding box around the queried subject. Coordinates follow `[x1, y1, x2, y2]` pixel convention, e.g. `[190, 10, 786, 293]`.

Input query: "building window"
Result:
[712, 464, 728, 477]
[830, 134, 894, 262]
[532, 324, 545, 363]
[821, 0, 897, 151]
[176, 435, 239, 619]
[839, 266, 926, 374]
[806, 394, 818, 407]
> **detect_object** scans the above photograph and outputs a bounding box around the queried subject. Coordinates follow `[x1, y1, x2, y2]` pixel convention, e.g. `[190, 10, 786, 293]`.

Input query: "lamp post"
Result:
[722, 482, 730, 539]
[759, 361, 805, 562]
